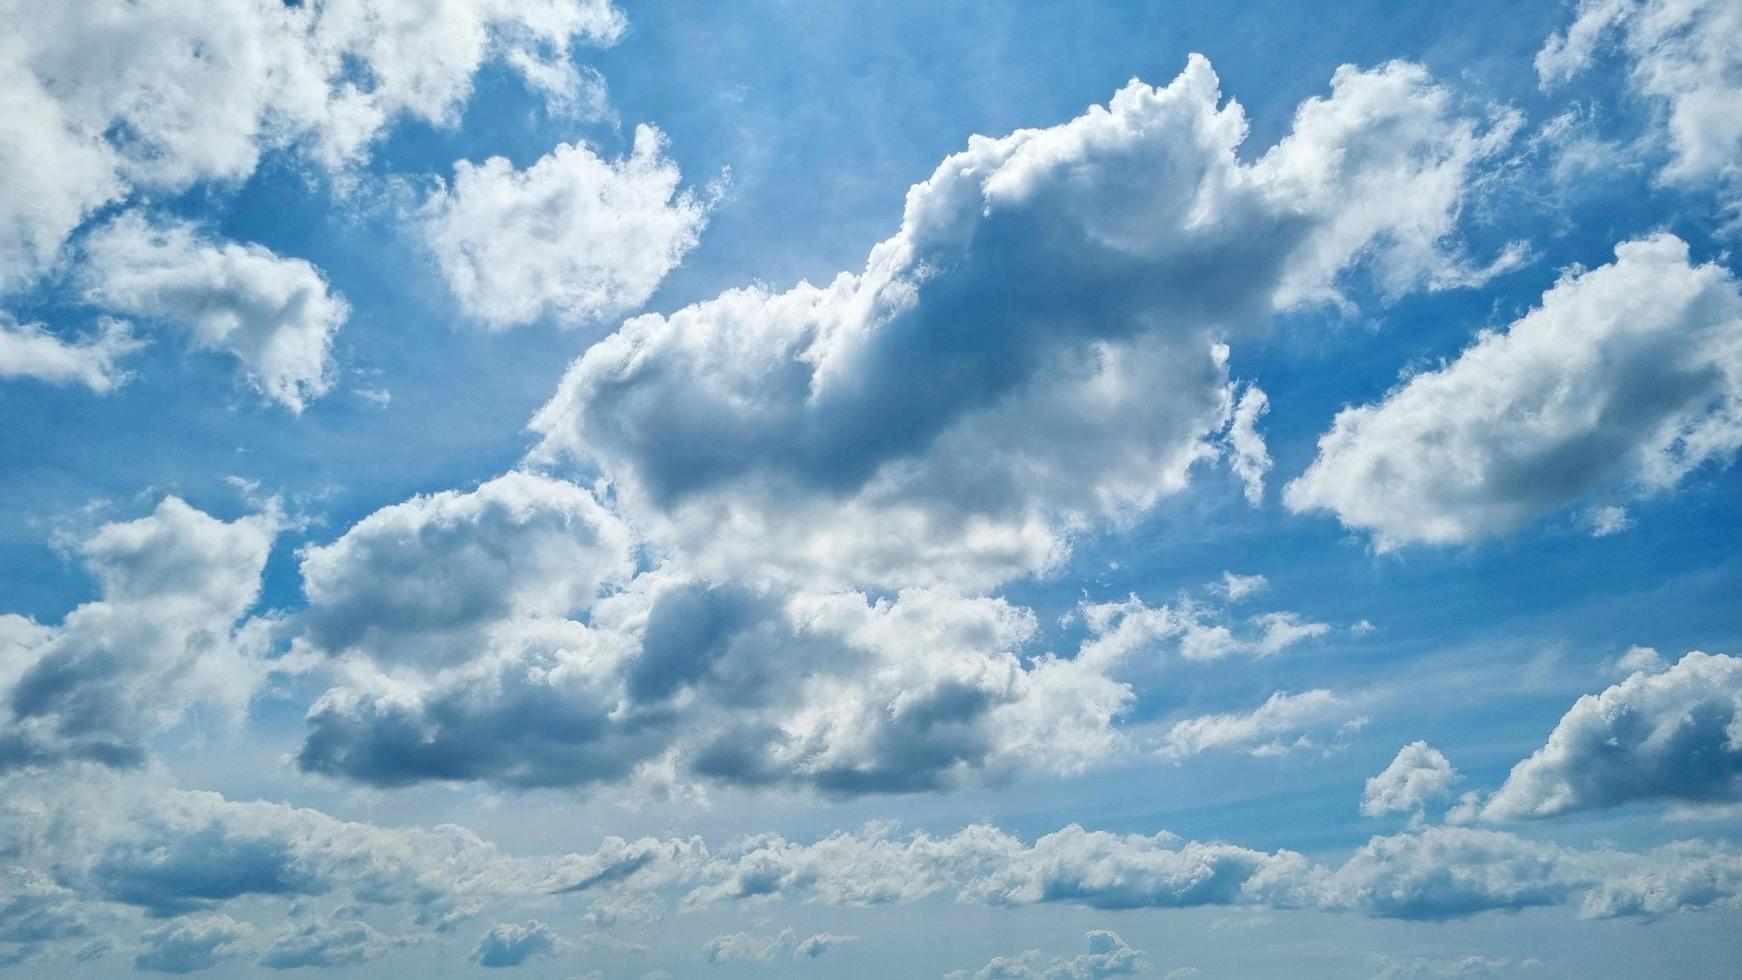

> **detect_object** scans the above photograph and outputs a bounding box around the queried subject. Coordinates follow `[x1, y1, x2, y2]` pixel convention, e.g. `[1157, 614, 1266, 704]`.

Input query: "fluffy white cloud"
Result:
[422, 125, 712, 329]
[1159, 689, 1366, 759]
[1539, 0, 1742, 213]
[292, 476, 1357, 795]
[471, 920, 556, 968]
[1479, 651, 1742, 821]
[295, 471, 637, 668]
[132, 914, 250, 974]
[530, 55, 1516, 592]
[296, 571, 1139, 794]
[1286, 235, 1742, 549]
[0, 498, 277, 770]
[0, 0, 625, 291]
[948, 930, 1146, 980]
[82, 213, 348, 410]
[0, 315, 140, 392]
[257, 916, 401, 970]
[1362, 742, 1460, 818]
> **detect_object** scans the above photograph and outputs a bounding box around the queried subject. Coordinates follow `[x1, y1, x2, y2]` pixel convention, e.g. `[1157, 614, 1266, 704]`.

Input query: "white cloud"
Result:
[530, 55, 1516, 593]
[296, 572, 1141, 795]
[949, 930, 1146, 979]
[4, 771, 1739, 972]
[471, 920, 556, 968]
[0, 316, 140, 393]
[257, 915, 402, 970]
[421, 125, 712, 329]
[1479, 651, 1742, 821]
[82, 212, 348, 411]
[1612, 644, 1666, 675]
[133, 915, 251, 974]
[1216, 572, 1270, 602]
[1585, 504, 1634, 537]
[0, 497, 277, 770]
[1286, 235, 1742, 549]
[1362, 742, 1460, 818]
[701, 927, 856, 964]
[1227, 385, 1273, 505]
[1539, 0, 1742, 214]
[1159, 689, 1366, 759]
[0, 0, 627, 292]
[295, 471, 637, 669]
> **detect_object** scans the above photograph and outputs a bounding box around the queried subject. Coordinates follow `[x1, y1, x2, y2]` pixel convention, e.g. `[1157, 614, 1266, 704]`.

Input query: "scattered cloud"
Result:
[421, 125, 712, 330]
[1287, 235, 1742, 549]
[1479, 651, 1742, 821]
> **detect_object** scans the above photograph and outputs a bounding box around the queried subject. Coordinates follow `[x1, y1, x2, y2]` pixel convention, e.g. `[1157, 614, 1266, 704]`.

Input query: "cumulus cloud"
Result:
[295, 471, 637, 669]
[289, 467, 1362, 797]
[529, 55, 1516, 592]
[297, 570, 1139, 794]
[0, 315, 140, 392]
[257, 916, 402, 970]
[132, 914, 250, 974]
[0, 0, 625, 291]
[82, 212, 347, 410]
[3, 771, 1740, 972]
[1159, 689, 1366, 759]
[1362, 742, 1460, 818]
[1286, 235, 1742, 549]
[1538, 0, 1742, 214]
[0, 497, 277, 771]
[0, 868, 97, 966]
[948, 930, 1147, 979]
[422, 125, 712, 329]
[1479, 651, 1742, 821]
[700, 926, 856, 964]
[471, 920, 556, 968]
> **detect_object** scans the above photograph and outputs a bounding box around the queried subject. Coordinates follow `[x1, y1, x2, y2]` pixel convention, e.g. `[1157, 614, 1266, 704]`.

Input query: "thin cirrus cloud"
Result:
[1286, 234, 1742, 549]
[1538, 0, 1742, 213]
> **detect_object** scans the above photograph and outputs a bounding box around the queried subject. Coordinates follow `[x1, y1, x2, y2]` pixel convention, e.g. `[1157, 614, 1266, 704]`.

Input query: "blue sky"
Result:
[2, 1, 1741, 977]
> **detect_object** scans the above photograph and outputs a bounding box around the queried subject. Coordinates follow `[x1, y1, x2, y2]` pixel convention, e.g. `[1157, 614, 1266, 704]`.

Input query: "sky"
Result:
[1, 0, 1741, 977]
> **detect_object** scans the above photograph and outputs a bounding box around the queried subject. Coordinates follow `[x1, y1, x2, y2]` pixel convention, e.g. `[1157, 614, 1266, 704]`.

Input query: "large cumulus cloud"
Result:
[1286, 234, 1742, 549]
[295, 541, 1139, 794]
[529, 55, 1517, 592]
